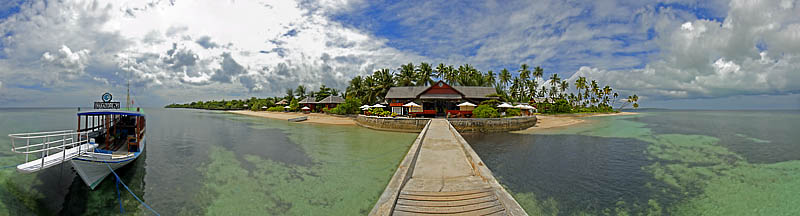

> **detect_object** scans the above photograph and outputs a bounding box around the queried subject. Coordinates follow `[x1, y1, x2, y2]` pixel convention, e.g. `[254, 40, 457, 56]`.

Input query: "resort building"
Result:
[298, 97, 316, 111]
[317, 95, 344, 110]
[384, 81, 497, 117]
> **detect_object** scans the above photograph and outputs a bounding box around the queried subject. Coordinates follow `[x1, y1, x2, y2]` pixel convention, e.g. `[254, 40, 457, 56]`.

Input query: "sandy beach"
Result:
[228, 110, 356, 125]
[518, 112, 638, 132]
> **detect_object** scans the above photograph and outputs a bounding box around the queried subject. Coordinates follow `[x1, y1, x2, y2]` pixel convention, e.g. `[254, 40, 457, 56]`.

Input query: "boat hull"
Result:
[71, 139, 145, 190]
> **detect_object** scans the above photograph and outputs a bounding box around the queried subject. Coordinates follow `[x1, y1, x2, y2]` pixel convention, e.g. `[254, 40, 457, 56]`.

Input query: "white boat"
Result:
[7, 92, 146, 190]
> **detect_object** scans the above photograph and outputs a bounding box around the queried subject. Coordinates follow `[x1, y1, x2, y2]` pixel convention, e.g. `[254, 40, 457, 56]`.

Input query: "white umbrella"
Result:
[360, 105, 371, 109]
[514, 104, 530, 109]
[301, 106, 311, 110]
[525, 105, 536, 110]
[497, 103, 514, 108]
[261, 106, 268, 109]
[361, 107, 370, 110]
[371, 104, 386, 108]
[284, 106, 291, 109]
[403, 102, 421, 107]
[244, 104, 249, 107]
[456, 102, 477, 107]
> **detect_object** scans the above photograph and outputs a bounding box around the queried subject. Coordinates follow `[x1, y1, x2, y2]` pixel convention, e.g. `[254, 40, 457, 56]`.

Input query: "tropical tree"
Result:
[560, 80, 569, 98]
[285, 88, 294, 100]
[532, 66, 544, 83]
[485, 70, 496, 87]
[549, 73, 561, 96]
[499, 68, 511, 90]
[416, 62, 434, 86]
[396, 63, 416, 86]
[295, 85, 306, 99]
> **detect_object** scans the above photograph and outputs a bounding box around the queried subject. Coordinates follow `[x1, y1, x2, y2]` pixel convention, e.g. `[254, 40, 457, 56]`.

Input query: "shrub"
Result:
[505, 108, 522, 117]
[267, 106, 285, 112]
[473, 105, 499, 118]
[547, 99, 572, 114]
[329, 97, 362, 115]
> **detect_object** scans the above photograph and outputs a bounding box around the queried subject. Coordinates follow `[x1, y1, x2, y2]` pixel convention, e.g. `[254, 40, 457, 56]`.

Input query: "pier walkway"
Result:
[371, 119, 527, 216]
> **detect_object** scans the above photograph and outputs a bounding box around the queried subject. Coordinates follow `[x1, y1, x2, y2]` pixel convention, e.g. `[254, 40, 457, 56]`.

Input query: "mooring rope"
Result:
[0, 165, 16, 169]
[105, 163, 161, 216]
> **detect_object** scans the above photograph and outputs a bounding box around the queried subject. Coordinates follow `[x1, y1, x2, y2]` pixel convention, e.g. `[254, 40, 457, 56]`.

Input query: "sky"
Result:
[0, 0, 798, 109]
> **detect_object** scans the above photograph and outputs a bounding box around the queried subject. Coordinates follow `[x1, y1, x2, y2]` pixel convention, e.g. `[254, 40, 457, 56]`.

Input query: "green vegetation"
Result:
[473, 105, 499, 118]
[505, 108, 522, 117]
[266, 106, 285, 112]
[326, 97, 362, 115]
[168, 62, 638, 114]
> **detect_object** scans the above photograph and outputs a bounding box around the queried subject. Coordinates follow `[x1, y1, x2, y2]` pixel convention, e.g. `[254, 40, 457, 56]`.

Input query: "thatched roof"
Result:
[384, 86, 428, 99]
[385, 81, 497, 99]
[452, 86, 497, 99]
[317, 95, 344, 104]
[298, 97, 316, 104]
[275, 99, 288, 105]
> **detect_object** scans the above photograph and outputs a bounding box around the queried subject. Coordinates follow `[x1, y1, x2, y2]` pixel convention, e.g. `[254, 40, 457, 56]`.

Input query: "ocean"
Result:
[463, 110, 800, 215]
[0, 108, 416, 215]
[1, 108, 798, 215]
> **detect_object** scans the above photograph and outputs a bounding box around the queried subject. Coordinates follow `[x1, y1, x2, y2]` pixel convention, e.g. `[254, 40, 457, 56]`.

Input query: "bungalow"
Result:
[298, 97, 317, 111]
[317, 95, 344, 110]
[384, 80, 497, 117]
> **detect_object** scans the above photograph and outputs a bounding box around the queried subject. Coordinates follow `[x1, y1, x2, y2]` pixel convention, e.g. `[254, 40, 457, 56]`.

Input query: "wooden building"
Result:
[384, 81, 497, 117]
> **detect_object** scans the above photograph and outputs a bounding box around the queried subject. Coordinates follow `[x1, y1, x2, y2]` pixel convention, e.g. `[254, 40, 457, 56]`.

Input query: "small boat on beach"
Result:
[288, 116, 308, 122]
[7, 90, 146, 189]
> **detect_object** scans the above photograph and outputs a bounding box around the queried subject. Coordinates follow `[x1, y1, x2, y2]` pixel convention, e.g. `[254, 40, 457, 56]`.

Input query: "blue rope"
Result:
[105, 163, 160, 216]
[116, 177, 124, 214]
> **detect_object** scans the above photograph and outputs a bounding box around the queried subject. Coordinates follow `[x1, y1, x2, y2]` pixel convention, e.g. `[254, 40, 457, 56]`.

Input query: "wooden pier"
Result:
[370, 119, 527, 216]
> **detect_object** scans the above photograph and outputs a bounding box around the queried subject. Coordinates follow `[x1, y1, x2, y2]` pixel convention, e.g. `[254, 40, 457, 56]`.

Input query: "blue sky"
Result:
[0, 0, 798, 109]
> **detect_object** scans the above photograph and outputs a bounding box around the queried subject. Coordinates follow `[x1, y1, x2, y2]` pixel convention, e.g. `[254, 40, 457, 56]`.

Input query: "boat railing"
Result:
[8, 130, 95, 170]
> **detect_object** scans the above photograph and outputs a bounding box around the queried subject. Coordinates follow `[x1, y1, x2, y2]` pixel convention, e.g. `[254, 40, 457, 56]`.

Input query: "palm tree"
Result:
[575, 76, 587, 106]
[295, 85, 307, 99]
[539, 86, 547, 97]
[511, 77, 521, 100]
[533, 66, 544, 83]
[549, 73, 561, 96]
[435, 63, 447, 81]
[396, 63, 416, 86]
[560, 80, 569, 98]
[518, 64, 531, 81]
[416, 62, 434, 86]
[486, 70, 497, 87]
[499, 68, 511, 90]
[527, 80, 538, 100]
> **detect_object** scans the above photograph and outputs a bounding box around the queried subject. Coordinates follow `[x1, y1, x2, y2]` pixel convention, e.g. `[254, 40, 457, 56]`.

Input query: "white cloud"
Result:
[0, 0, 421, 105]
[568, 0, 800, 100]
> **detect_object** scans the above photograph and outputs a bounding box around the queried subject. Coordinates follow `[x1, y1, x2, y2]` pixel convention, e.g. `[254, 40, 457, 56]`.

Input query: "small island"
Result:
[166, 63, 639, 130]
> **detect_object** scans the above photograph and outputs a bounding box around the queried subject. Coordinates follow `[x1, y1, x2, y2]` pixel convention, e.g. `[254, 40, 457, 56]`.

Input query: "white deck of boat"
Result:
[17, 143, 97, 173]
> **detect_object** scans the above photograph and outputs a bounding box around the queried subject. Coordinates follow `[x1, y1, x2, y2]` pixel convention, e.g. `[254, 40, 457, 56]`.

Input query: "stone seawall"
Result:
[355, 115, 537, 133]
[448, 116, 538, 133]
[355, 115, 430, 133]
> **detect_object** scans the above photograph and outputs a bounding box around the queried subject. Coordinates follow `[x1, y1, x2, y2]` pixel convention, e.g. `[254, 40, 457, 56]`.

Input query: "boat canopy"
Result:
[78, 110, 145, 117]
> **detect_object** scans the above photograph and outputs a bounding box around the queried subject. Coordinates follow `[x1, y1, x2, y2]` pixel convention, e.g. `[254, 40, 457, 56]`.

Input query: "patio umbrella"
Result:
[497, 103, 514, 108]
[261, 106, 268, 109]
[525, 105, 536, 110]
[284, 106, 291, 109]
[371, 104, 386, 108]
[301, 106, 311, 110]
[360, 105, 371, 109]
[403, 102, 421, 107]
[457, 102, 477, 107]
[514, 104, 529, 109]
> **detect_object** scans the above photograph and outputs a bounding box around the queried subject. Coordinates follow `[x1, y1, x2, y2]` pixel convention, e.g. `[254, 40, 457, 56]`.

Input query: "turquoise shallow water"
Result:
[0, 108, 417, 215]
[3, 108, 798, 215]
[463, 110, 800, 215]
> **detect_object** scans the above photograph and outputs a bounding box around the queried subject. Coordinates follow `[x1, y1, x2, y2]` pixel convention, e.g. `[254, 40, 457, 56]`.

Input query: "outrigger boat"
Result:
[7, 91, 146, 189]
